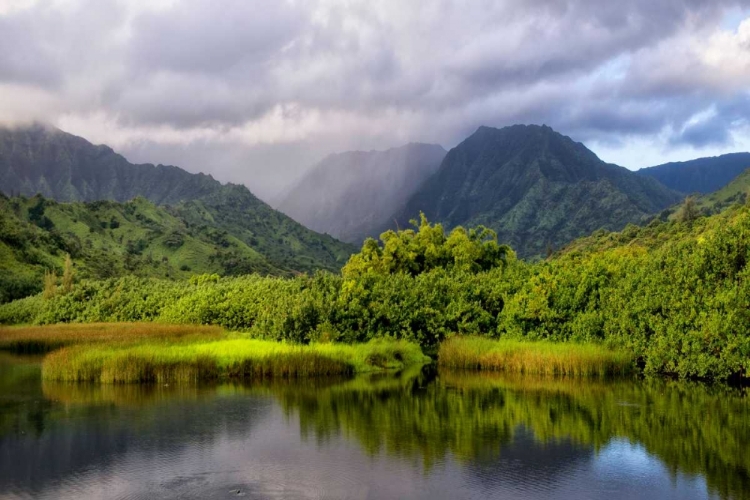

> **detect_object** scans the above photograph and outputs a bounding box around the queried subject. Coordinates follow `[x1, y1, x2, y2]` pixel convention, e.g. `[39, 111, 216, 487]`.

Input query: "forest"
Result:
[2, 198, 749, 381]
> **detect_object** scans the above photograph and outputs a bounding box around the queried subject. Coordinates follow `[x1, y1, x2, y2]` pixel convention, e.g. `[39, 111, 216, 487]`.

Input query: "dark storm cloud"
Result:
[673, 117, 733, 147]
[1, 0, 750, 197]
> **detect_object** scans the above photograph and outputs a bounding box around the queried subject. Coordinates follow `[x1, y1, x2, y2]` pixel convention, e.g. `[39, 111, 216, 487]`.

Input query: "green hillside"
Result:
[0, 193, 348, 303]
[694, 167, 750, 213]
[4, 200, 750, 380]
[0, 124, 354, 277]
[389, 124, 682, 257]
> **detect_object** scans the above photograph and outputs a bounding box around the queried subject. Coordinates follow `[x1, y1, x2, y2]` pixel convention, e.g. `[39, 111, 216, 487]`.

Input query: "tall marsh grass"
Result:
[42, 338, 428, 383]
[438, 336, 634, 377]
[0, 323, 225, 353]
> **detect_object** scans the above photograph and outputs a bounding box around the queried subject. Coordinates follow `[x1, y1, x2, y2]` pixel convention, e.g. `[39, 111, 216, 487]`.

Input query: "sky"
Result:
[1, 0, 750, 201]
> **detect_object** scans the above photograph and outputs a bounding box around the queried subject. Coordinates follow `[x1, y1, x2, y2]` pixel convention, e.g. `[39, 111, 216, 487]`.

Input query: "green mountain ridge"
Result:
[636, 152, 750, 194]
[388, 124, 683, 257]
[0, 124, 354, 280]
[0, 193, 339, 302]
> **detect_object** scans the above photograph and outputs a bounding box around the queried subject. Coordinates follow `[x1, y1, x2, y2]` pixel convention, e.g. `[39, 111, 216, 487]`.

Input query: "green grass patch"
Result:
[438, 336, 634, 377]
[0, 323, 226, 353]
[42, 338, 428, 383]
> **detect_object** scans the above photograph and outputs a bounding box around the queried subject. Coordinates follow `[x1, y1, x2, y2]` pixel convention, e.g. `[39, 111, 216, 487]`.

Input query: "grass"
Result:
[438, 336, 634, 377]
[42, 338, 429, 383]
[0, 323, 226, 353]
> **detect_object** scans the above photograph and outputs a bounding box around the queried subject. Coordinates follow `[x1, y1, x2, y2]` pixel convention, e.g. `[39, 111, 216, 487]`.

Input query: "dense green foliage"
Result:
[0, 125, 354, 291]
[637, 152, 750, 194]
[389, 124, 682, 257]
[342, 214, 511, 277]
[3, 202, 750, 380]
[0, 193, 351, 303]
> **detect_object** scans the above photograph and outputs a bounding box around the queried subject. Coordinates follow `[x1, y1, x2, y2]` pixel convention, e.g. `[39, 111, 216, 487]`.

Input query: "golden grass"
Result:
[438, 336, 634, 377]
[0, 323, 225, 353]
[42, 338, 429, 384]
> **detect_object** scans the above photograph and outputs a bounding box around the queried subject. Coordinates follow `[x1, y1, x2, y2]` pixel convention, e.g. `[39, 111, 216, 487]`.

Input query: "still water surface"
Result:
[0, 353, 747, 499]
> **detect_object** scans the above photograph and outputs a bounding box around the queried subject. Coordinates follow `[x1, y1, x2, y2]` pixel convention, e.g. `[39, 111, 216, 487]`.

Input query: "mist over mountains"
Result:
[277, 143, 446, 243]
[2, 122, 749, 265]
[0, 124, 354, 275]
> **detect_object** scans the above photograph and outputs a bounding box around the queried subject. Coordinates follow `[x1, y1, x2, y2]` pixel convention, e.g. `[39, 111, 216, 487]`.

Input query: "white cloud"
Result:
[1, 0, 750, 198]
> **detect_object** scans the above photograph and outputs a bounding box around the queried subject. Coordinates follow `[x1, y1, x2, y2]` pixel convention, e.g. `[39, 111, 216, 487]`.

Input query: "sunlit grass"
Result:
[0, 323, 226, 353]
[42, 338, 429, 383]
[438, 336, 633, 377]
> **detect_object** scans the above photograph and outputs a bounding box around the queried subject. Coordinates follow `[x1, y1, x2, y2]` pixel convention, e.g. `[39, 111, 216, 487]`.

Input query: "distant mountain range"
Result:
[0, 124, 354, 276]
[636, 153, 750, 194]
[388, 124, 683, 257]
[277, 143, 446, 243]
[3, 122, 748, 270]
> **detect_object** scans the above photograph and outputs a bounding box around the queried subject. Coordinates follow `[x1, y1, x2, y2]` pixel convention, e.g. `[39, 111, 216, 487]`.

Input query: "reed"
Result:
[42, 338, 428, 383]
[0, 323, 225, 353]
[438, 336, 633, 377]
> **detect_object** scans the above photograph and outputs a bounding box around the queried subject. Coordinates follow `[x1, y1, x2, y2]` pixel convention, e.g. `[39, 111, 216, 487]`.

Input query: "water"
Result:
[0, 354, 748, 499]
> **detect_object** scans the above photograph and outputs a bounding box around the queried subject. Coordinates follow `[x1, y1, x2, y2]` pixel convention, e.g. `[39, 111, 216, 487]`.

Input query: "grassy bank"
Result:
[42, 338, 428, 383]
[438, 336, 634, 377]
[0, 323, 225, 353]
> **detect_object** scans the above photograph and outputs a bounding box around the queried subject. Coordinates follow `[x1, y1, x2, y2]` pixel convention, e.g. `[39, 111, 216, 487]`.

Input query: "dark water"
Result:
[0, 354, 748, 500]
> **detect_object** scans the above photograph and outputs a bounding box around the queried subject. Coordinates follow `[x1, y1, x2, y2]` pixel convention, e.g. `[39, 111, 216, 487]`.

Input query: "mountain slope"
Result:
[636, 153, 750, 194]
[689, 167, 750, 215]
[0, 194, 295, 302]
[389, 124, 682, 257]
[0, 124, 354, 274]
[277, 143, 446, 243]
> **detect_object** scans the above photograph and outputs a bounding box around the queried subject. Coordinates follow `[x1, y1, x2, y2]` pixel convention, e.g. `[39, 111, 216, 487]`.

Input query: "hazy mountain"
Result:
[277, 143, 446, 243]
[0, 124, 354, 275]
[636, 153, 750, 194]
[389, 124, 682, 257]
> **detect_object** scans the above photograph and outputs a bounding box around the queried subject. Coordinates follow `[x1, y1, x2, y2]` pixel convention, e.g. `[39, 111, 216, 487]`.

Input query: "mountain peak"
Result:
[389, 126, 681, 257]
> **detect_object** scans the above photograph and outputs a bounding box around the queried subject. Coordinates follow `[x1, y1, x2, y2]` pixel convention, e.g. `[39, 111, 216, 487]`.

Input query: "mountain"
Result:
[688, 167, 750, 216]
[0, 194, 293, 302]
[0, 124, 354, 276]
[636, 153, 750, 194]
[277, 143, 446, 243]
[388, 124, 682, 257]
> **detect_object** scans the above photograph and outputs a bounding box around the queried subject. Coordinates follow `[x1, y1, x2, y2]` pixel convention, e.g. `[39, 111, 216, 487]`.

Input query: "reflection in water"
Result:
[0, 356, 746, 499]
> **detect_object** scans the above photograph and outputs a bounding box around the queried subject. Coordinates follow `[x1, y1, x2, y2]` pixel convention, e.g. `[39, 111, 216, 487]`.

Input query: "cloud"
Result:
[1, 0, 750, 198]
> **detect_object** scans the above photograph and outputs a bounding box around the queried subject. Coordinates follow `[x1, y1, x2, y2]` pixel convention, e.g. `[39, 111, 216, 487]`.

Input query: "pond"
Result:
[0, 353, 747, 499]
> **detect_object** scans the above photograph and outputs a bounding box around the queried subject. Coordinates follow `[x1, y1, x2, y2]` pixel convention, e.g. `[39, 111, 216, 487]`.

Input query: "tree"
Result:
[62, 253, 76, 294]
[678, 196, 699, 224]
[342, 213, 513, 278]
[43, 269, 57, 300]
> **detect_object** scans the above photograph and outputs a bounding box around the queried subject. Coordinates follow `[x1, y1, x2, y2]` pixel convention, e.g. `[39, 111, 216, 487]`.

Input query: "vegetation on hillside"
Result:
[0, 125, 354, 285]
[3, 202, 750, 380]
[0, 193, 352, 303]
[388, 124, 681, 258]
